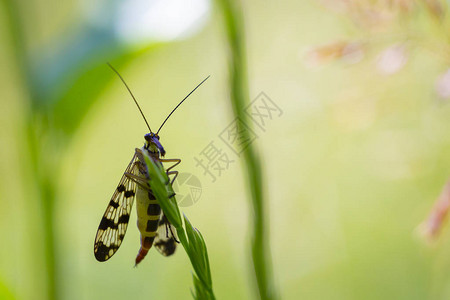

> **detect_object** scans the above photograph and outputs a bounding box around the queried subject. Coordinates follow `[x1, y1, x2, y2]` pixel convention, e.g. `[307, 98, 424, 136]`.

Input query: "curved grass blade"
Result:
[144, 154, 215, 300]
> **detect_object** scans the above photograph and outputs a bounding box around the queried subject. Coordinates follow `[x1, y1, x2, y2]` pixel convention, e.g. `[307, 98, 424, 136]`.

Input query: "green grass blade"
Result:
[216, 0, 279, 299]
[144, 154, 215, 300]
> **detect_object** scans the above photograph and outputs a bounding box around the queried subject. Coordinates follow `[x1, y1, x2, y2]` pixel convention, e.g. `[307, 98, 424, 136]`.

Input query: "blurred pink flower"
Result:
[318, 0, 416, 29]
[418, 179, 450, 242]
[436, 69, 450, 99]
[376, 44, 408, 74]
[424, 0, 445, 19]
[304, 41, 364, 67]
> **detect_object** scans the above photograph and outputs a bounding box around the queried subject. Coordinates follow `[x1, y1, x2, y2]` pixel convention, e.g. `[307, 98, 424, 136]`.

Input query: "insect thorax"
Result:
[138, 144, 163, 176]
[144, 143, 160, 157]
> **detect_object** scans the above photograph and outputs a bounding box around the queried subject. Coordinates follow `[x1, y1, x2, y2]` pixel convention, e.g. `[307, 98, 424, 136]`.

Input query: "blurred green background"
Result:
[2, 0, 450, 299]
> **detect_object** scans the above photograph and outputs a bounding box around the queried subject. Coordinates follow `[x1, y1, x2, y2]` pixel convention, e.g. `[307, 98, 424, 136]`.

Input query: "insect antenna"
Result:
[156, 75, 210, 135]
[107, 63, 153, 133]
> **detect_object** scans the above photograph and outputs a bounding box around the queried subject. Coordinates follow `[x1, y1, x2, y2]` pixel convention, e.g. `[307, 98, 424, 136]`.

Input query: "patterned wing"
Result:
[154, 213, 178, 256]
[94, 153, 140, 262]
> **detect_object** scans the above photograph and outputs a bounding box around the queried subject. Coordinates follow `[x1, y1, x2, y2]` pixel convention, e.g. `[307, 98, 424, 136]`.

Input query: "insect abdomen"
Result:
[135, 187, 161, 265]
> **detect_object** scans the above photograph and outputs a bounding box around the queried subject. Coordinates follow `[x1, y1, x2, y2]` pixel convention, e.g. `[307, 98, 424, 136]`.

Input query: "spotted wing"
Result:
[154, 213, 178, 256]
[94, 153, 140, 262]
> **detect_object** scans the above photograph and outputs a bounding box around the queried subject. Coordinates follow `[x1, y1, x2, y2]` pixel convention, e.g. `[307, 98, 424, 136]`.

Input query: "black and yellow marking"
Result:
[137, 197, 162, 252]
[146, 219, 159, 232]
[94, 241, 120, 261]
[98, 218, 119, 230]
[109, 200, 120, 209]
[94, 153, 140, 262]
[147, 204, 161, 215]
[124, 190, 135, 198]
[118, 214, 130, 224]
[154, 239, 176, 256]
[153, 215, 177, 257]
[143, 236, 156, 249]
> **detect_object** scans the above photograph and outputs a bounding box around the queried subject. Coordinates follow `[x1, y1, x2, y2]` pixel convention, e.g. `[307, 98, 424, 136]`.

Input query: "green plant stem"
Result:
[3, 1, 59, 298]
[38, 171, 57, 300]
[217, 0, 278, 299]
[144, 155, 215, 299]
[26, 119, 59, 300]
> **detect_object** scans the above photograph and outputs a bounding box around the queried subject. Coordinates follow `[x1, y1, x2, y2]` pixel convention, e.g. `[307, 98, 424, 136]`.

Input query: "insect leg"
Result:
[162, 215, 181, 243]
[159, 158, 181, 185]
[124, 172, 150, 191]
[168, 223, 180, 243]
[159, 158, 181, 172]
[166, 170, 179, 185]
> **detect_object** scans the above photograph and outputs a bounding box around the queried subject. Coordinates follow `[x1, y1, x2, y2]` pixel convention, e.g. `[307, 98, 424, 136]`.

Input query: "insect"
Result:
[94, 63, 209, 265]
